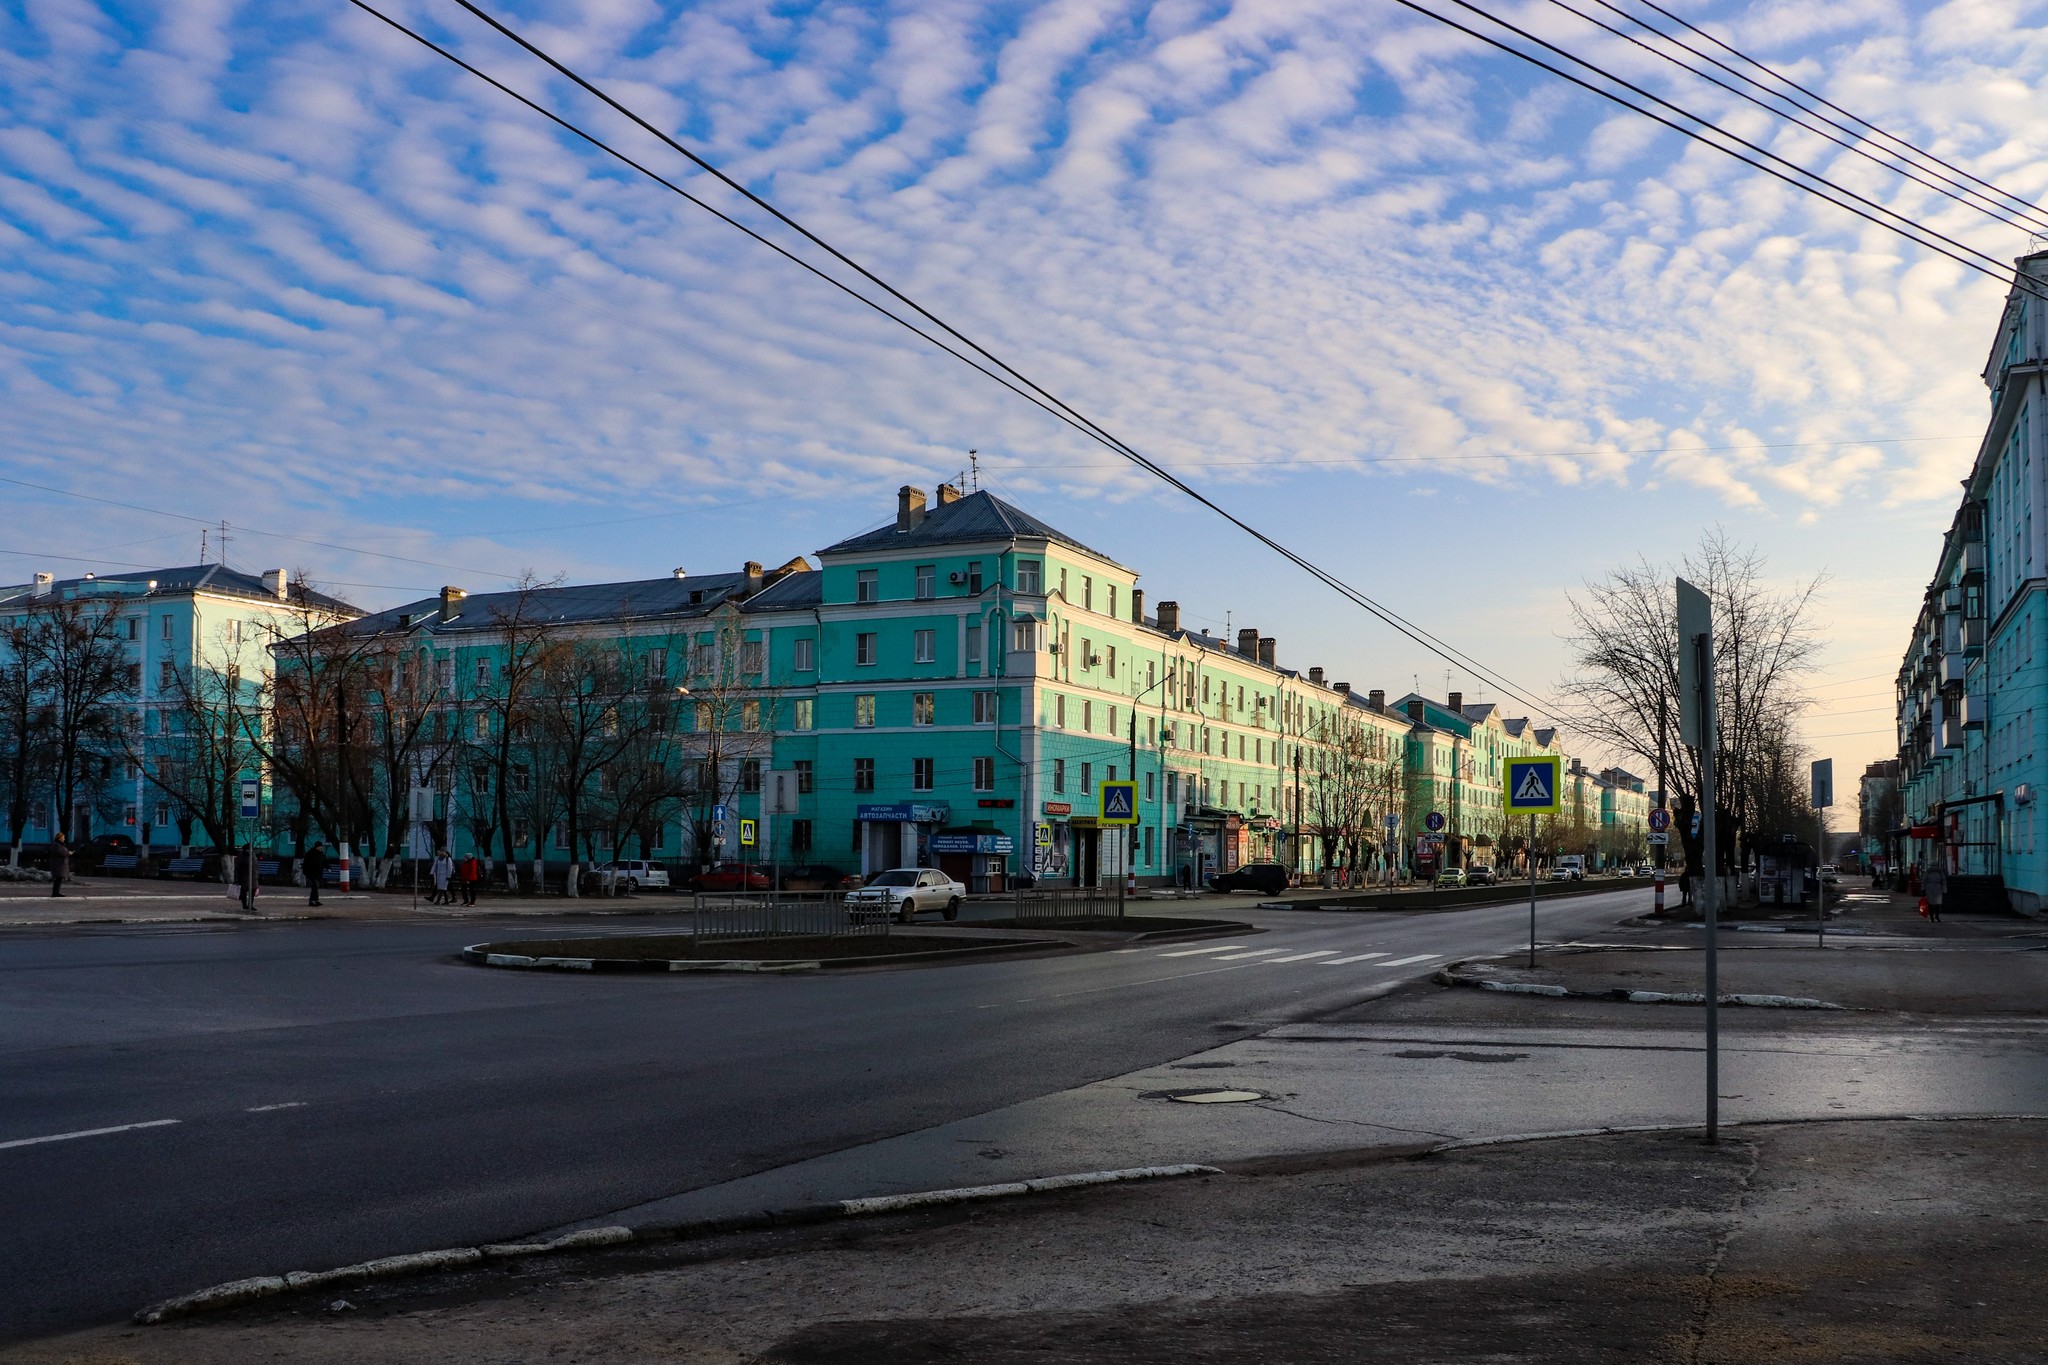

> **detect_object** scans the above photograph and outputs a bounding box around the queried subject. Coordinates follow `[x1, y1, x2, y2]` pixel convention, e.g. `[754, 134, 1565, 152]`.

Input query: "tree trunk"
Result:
[565, 861, 581, 897]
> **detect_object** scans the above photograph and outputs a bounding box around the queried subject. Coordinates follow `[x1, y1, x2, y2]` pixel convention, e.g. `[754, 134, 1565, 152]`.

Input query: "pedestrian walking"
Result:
[459, 854, 480, 906]
[237, 844, 259, 911]
[302, 841, 328, 907]
[1922, 861, 1947, 922]
[49, 833, 70, 898]
[431, 849, 454, 906]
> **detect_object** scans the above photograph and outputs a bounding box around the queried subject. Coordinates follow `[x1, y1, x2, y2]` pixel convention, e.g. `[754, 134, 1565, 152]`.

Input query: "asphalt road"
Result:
[0, 888, 1640, 1342]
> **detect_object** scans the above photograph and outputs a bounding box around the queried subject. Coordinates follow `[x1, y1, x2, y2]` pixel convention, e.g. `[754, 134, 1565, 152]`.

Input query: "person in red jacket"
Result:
[459, 853, 481, 906]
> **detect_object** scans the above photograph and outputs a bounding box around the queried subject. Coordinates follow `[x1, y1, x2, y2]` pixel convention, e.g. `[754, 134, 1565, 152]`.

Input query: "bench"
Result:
[99, 855, 141, 870]
[166, 857, 205, 876]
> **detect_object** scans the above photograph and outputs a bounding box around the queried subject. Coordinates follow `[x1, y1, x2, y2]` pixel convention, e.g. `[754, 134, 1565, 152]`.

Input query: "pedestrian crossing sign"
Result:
[1098, 780, 1139, 825]
[1503, 756, 1563, 813]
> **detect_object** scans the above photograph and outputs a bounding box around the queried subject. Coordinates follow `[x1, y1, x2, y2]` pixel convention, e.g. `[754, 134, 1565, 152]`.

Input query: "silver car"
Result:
[845, 867, 966, 923]
[597, 860, 671, 891]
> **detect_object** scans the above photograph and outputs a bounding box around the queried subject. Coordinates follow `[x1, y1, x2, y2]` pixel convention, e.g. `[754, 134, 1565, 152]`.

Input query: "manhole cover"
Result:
[1167, 1089, 1264, 1104]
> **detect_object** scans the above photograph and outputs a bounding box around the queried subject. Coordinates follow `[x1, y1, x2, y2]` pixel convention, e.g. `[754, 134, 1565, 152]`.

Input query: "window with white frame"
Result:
[794, 638, 815, 671]
[912, 692, 935, 725]
[913, 629, 936, 663]
[915, 565, 936, 600]
[912, 757, 935, 791]
[1053, 758, 1066, 793]
[644, 648, 666, 679]
[966, 625, 982, 671]
[1017, 560, 1041, 594]
[743, 700, 761, 731]
[741, 640, 763, 675]
[856, 569, 879, 603]
[855, 695, 877, 727]
[974, 691, 998, 724]
[856, 633, 877, 666]
[1012, 619, 1035, 652]
[973, 756, 995, 790]
[794, 698, 814, 730]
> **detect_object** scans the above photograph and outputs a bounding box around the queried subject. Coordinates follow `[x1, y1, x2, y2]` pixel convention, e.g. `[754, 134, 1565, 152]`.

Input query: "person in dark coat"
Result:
[1921, 861, 1947, 922]
[50, 833, 70, 897]
[302, 842, 329, 907]
[237, 844, 259, 911]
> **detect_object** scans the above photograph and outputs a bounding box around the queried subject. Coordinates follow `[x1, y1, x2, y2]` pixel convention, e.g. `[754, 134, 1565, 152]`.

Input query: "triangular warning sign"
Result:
[1513, 767, 1551, 803]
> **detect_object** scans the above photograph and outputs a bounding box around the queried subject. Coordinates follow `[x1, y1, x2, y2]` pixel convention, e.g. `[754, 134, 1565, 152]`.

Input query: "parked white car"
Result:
[845, 867, 966, 923]
[597, 860, 671, 891]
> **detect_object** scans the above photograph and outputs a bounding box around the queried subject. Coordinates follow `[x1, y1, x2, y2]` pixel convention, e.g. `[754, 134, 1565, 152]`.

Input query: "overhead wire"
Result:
[349, 0, 1566, 721]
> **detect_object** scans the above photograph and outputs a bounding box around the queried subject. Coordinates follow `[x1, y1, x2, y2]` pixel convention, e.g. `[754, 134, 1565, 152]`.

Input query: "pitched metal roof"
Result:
[819, 490, 1123, 565]
[0, 563, 355, 614]
[345, 565, 820, 638]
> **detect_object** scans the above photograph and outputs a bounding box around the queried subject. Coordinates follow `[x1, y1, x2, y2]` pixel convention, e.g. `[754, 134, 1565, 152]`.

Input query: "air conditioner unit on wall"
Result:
[948, 572, 967, 585]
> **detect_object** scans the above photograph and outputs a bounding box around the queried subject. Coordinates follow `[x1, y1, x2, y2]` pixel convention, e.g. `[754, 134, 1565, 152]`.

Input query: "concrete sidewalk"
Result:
[12, 1118, 2043, 1363]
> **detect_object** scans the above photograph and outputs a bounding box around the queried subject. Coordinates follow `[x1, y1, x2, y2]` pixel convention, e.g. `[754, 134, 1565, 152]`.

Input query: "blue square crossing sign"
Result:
[1098, 780, 1138, 825]
[1503, 756, 1563, 814]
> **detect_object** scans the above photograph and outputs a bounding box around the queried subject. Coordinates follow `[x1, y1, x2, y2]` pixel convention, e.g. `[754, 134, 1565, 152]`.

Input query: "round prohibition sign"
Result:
[1648, 808, 1671, 833]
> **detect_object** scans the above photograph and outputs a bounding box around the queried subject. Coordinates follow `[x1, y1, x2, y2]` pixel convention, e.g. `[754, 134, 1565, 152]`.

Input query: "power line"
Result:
[983, 434, 1974, 472]
[349, 0, 1566, 724]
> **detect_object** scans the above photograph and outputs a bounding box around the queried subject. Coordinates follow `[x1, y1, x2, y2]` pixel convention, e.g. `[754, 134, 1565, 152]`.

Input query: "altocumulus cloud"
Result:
[2, 0, 2047, 593]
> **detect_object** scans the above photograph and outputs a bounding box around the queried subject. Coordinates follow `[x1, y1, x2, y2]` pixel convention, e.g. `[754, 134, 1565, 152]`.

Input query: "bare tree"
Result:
[678, 610, 778, 873]
[465, 574, 562, 891]
[1561, 529, 1824, 869]
[16, 597, 134, 844]
[0, 616, 50, 867]
[131, 619, 263, 857]
[256, 580, 376, 877]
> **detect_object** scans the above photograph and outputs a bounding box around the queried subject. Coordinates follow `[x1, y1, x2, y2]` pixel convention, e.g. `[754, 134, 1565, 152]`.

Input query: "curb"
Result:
[1422, 1111, 2048, 1157]
[462, 937, 1071, 974]
[133, 1163, 1220, 1325]
[1432, 963, 1846, 1010]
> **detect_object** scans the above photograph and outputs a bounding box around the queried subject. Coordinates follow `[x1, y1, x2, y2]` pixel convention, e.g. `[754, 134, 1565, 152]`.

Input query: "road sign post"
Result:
[1812, 758, 1833, 949]
[1677, 575, 1719, 1143]
[1648, 807, 1672, 915]
[1099, 781, 1138, 917]
[1504, 756, 1563, 969]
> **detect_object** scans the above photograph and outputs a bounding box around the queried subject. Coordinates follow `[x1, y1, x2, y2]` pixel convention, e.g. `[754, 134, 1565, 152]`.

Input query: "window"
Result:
[856, 633, 878, 666]
[1109, 705, 1118, 736]
[915, 565, 936, 599]
[1083, 577, 1093, 611]
[914, 629, 936, 663]
[973, 756, 995, 790]
[438, 656, 454, 689]
[974, 691, 998, 724]
[511, 763, 531, 793]
[695, 701, 713, 731]
[1145, 771, 1155, 800]
[1059, 567, 1069, 599]
[1236, 685, 1244, 713]
[795, 759, 815, 794]
[855, 695, 877, 727]
[644, 648, 666, 680]
[912, 757, 935, 791]
[514, 818, 531, 848]
[794, 698, 814, 730]
[692, 639, 715, 674]
[857, 570, 879, 603]
[154, 802, 170, 826]
[1080, 761, 1092, 794]
[1203, 676, 1211, 704]
[1017, 560, 1042, 594]
[791, 819, 813, 855]
[1144, 825, 1154, 865]
[473, 712, 489, 741]
[966, 625, 982, 671]
[1056, 694, 1066, 727]
[968, 562, 983, 593]
[743, 700, 761, 731]
[161, 615, 173, 641]
[1053, 758, 1066, 793]
[854, 758, 875, 792]
[472, 764, 489, 793]
[1080, 638, 1092, 670]
[696, 759, 716, 791]
[1106, 645, 1116, 676]
[1082, 699, 1092, 732]
[552, 822, 568, 850]
[741, 641, 763, 675]
[912, 692, 935, 725]
[158, 661, 175, 689]
[794, 637, 815, 672]
[741, 759, 762, 793]
[1108, 585, 1117, 620]
[1013, 619, 1035, 652]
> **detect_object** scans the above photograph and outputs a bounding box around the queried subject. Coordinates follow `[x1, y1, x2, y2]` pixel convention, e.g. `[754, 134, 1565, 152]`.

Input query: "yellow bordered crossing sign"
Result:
[1503, 755, 1563, 814]
[1098, 780, 1139, 825]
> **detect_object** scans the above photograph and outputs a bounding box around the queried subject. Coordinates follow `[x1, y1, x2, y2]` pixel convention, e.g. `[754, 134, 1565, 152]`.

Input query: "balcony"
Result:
[1942, 714, 1966, 751]
[1963, 617, 1987, 652]
[1960, 690, 1988, 730]
[1961, 541, 1987, 580]
[1938, 651, 1971, 688]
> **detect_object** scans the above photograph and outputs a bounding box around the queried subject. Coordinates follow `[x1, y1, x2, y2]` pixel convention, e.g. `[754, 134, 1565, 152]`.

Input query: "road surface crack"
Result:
[1684, 1136, 1761, 1365]
[1254, 1102, 1456, 1141]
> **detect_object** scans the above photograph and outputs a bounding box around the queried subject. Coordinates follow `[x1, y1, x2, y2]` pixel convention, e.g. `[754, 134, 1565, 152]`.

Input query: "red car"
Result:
[688, 864, 773, 892]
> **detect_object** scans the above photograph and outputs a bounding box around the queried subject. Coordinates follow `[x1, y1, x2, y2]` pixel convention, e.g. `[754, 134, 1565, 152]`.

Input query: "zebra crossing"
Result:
[1151, 944, 1441, 971]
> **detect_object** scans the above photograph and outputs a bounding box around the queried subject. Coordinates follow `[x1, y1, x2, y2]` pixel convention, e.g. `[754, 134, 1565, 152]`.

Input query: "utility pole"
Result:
[1677, 576, 1719, 1143]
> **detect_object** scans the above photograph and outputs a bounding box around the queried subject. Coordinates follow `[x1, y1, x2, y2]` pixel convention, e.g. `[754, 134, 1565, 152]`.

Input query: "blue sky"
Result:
[6, 0, 2047, 793]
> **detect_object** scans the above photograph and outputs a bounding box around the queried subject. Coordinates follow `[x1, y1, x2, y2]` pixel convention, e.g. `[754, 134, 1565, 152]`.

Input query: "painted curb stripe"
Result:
[0, 1118, 180, 1151]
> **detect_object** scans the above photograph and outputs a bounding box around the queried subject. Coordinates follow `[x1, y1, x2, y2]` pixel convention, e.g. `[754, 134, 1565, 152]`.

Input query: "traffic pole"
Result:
[1527, 813, 1537, 969]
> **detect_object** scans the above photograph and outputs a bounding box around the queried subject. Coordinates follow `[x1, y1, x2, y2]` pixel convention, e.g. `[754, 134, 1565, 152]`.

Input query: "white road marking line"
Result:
[1155, 945, 1246, 957]
[1374, 954, 1443, 968]
[1211, 948, 1287, 961]
[245, 1103, 306, 1113]
[1321, 952, 1391, 965]
[1264, 950, 1341, 963]
[0, 1119, 179, 1151]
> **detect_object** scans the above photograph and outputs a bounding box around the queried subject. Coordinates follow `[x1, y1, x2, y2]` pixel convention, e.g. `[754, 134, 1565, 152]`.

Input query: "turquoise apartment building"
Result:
[309, 483, 1590, 889]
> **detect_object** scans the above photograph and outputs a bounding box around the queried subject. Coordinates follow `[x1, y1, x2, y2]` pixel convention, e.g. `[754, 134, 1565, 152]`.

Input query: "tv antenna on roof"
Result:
[968, 448, 980, 491]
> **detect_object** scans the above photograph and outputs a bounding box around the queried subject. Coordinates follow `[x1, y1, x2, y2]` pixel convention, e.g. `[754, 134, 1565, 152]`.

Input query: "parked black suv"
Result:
[1206, 861, 1290, 895]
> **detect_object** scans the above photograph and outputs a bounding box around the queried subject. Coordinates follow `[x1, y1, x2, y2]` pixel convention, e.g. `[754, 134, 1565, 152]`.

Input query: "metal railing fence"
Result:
[1005, 886, 1118, 922]
[688, 890, 889, 940]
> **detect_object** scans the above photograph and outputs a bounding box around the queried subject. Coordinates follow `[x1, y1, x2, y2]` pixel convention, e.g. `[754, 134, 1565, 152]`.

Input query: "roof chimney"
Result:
[1369, 688, 1386, 712]
[672, 567, 688, 580]
[261, 569, 288, 600]
[1333, 682, 1351, 695]
[1156, 600, 1180, 635]
[935, 482, 962, 506]
[1131, 587, 1144, 625]
[1258, 637, 1275, 667]
[1237, 627, 1259, 658]
[439, 585, 466, 622]
[1448, 691, 1463, 713]
[30, 572, 52, 598]
[1308, 666, 1324, 685]
[897, 485, 927, 531]
[743, 560, 764, 596]
[1406, 698, 1426, 723]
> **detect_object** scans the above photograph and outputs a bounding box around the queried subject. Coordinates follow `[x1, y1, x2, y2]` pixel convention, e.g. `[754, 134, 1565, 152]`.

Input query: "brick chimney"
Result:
[1308, 666, 1324, 685]
[1448, 690, 1462, 713]
[743, 561, 764, 597]
[439, 585, 466, 622]
[1407, 698, 1426, 723]
[935, 482, 962, 506]
[1237, 627, 1259, 657]
[1333, 682, 1351, 696]
[1368, 688, 1386, 712]
[1131, 587, 1144, 625]
[1258, 637, 1275, 667]
[261, 569, 288, 600]
[1156, 600, 1180, 635]
[897, 485, 927, 531]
